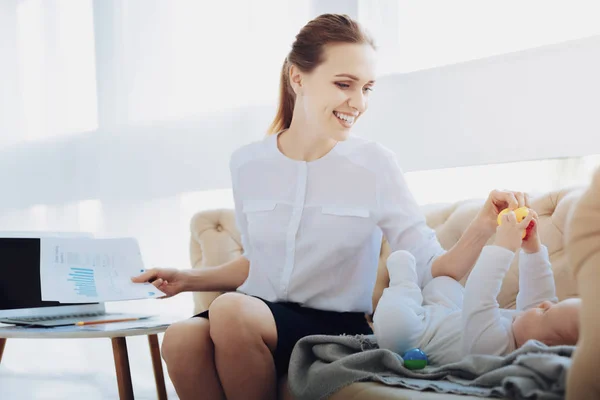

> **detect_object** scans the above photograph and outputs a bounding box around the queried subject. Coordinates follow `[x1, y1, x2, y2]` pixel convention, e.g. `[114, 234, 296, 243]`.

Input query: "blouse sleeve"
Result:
[375, 149, 446, 288]
[229, 155, 251, 259]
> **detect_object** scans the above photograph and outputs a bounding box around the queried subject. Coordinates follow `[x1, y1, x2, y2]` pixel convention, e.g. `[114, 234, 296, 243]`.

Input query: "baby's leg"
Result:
[373, 251, 426, 354]
[422, 276, 464, 311]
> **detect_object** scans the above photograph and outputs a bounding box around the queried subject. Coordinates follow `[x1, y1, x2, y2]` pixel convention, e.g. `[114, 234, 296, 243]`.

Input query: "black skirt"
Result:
[193, 296, 372, 378]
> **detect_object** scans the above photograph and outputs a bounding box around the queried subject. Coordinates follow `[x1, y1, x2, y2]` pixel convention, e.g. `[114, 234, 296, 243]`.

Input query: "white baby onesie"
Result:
[373, 245, 557, 365]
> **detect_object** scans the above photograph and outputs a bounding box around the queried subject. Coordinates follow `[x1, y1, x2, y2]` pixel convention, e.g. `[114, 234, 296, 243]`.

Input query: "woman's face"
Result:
[291, 43, 377, 141]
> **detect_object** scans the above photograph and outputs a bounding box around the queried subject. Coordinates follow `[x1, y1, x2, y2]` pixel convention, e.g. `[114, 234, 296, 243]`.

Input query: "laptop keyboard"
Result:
[6, 312, 103, 322]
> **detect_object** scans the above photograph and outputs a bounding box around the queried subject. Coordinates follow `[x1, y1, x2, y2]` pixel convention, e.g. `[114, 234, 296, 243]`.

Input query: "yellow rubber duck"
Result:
[497, 207, 530, 238]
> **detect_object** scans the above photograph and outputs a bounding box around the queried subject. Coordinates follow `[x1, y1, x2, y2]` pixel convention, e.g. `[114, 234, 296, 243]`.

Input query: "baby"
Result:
[373, 208, 581, 366]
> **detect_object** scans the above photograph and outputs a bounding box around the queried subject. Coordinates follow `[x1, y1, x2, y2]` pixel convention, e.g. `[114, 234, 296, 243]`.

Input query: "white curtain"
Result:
[117, 0, 310, 123]
[0, 0, 314, 318]
[9, 0, 98, 142]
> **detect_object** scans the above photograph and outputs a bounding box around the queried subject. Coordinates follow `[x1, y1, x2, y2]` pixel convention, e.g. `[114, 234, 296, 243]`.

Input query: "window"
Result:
[16, 0, 97, 142]
[405, 154, 600, 206]
[358, 1, 600, 75]
[121, 0, 311, 123]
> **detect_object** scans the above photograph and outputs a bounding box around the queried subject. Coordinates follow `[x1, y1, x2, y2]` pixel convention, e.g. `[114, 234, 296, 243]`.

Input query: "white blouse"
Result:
[230, 133, 446, 313]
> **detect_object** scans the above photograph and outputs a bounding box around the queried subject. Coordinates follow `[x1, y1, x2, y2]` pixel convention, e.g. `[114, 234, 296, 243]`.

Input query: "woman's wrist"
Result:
[432, 217, 493, 280]
[175, 269, 192, 292]
[474, 212, 498, 238]
[179, 268, 211, 292]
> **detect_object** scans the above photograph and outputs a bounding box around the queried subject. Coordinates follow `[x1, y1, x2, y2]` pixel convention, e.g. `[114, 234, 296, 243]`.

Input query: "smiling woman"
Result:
[276, 42, 377, 155]
[268, 14, 376, 140]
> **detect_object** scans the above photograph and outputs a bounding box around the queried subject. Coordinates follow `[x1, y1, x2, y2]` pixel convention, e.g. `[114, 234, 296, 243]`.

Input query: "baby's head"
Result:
[512, 298, 581, 348]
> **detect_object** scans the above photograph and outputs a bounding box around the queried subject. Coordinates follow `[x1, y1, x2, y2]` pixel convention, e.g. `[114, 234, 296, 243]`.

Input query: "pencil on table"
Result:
[75, 318, 141, 326]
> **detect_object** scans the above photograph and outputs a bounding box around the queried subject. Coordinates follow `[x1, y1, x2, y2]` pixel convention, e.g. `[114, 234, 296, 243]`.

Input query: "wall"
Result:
[356, 35, 600, 171]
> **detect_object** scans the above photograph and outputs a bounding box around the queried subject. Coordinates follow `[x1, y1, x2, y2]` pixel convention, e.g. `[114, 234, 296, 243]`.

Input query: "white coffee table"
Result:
[0, 324, 169, 400]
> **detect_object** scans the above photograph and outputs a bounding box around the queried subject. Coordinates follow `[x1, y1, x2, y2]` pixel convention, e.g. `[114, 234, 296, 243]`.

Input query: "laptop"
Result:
[0, 232, 149, 327]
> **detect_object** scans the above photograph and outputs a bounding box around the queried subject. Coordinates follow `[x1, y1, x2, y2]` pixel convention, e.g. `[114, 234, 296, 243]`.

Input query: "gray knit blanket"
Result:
[288, 334, 572, 400]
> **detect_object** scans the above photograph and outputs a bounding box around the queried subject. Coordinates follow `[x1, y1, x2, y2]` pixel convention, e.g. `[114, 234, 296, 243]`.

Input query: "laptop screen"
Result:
[0, 238, 97, 312]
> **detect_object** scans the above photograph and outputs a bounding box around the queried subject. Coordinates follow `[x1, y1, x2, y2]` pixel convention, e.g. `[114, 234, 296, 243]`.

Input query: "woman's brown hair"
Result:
[267, 14, 375, 135]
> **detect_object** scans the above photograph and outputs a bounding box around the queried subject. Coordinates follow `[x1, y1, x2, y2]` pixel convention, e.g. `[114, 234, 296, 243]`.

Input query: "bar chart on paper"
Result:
[39, 237, 166, 303]
[68, 267, 98, 298]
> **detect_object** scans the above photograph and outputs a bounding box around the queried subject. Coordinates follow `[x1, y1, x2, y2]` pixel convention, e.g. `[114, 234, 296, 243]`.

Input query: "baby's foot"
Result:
[387, 250, 418, 287]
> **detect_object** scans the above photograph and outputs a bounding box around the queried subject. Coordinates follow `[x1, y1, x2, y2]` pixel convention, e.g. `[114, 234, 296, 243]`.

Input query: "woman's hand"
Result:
[476, 190, 530, 236]
[494, 210, 534, 253]
[131, 268, 189, 298]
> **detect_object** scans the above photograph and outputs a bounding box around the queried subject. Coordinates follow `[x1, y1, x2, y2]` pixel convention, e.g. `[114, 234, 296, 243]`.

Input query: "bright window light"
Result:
[359, 1, 600, 74]
[123, 0, 311, 123]
[29, 204, 49, 230]
[78, 199, 103, 234]
[16, 0, 97, 142]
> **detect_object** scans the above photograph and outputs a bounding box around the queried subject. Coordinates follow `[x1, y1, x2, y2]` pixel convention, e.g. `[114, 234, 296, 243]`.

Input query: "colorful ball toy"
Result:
[402, 348, 428, 370]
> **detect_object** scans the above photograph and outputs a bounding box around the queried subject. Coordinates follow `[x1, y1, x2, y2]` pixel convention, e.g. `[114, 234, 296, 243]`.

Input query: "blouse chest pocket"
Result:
[319, 206, 374, 247]
[243, 200, 277, 213]
[320, 206, 370, 218]
[242, 200, 283, 241]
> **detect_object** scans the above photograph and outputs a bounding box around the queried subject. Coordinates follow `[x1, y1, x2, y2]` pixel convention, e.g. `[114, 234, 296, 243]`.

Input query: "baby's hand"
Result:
[521, 209, 541, 254]
[494, 210, 535, 253]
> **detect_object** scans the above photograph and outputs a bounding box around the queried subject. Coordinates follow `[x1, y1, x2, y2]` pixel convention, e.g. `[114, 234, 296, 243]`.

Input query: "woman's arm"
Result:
[183, 148, 252, 292]
[183, 255, 250, 292]
[376, 147, 528, 287]
[186, 150, 252, 292]
[375, 149, 446, 289]
[432, 190, 530, 281]
[183, 149, 253, 292]
[431, 217, 491, 281]
[131, 255, 250, 297]
[133, 151, 252, 297]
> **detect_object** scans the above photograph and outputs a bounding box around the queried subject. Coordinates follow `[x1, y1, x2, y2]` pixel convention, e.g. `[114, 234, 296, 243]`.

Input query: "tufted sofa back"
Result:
[189, 188, 583, 315]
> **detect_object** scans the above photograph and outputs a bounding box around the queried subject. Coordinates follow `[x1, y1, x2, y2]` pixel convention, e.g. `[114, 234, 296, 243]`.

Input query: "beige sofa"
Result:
[189, 187, 583, 399]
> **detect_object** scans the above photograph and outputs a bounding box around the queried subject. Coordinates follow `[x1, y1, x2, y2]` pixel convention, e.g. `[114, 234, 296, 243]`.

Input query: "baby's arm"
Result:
[462, 246, 516, 356]
[516, 246, 558, 311]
